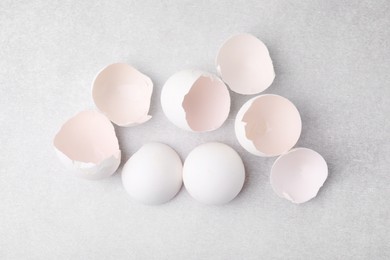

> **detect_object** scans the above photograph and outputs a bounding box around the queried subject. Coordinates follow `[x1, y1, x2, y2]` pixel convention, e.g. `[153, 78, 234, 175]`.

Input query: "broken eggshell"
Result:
[161, 70, 231, 132]
[270, 148, 328, 204]
[216, 33, 275, 95]
[92, 63, 153, 127]
[183, 142, 245, 205]
[53, 110, 121, 180]
[121, 143, 183, 205]
[235, 94, 302, 157]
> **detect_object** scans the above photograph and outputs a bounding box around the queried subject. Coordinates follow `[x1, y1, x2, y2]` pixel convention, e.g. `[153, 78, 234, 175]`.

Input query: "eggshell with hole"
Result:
[270, 148, 328, 204]
[161, 70, 230, 132]
[92, 63, 153, 127]
[216, 33, 275, 95]
[235, 94, 302, 157]
[53, 110, 121, 180]
[183, 142, 245, 205]
[121, 143, 183, 205]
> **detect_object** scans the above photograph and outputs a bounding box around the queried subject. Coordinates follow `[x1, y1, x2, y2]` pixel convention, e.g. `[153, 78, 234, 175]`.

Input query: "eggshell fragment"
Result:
[92, 63, 153, 127]
[53, 110, 121, 180]
[161, 70, 230, 132]
[183, 142, 245, 205]
[121, 143, 183, 205]
[270, 148, 328, 204]
[235, 94, 302, 157]
[216, 33, 275, 95]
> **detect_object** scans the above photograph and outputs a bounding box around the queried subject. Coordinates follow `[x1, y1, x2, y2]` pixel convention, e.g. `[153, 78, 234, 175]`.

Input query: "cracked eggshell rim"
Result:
[55, 148, 121, 180]
[161, 70, 202, 132]
[216, 33, 275, 95]
[160, 70, 230, 132]
[235, 94, 302, 157]
[53, 110, 121, 180]
[92, 63, 153, 127]
[270, 147, 328, 204]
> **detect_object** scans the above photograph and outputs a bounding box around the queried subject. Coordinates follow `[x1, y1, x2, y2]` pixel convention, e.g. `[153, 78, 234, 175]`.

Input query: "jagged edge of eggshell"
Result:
[116, 73, 153, 127]
[54, 147, 121, 180]
[235, 94, 302, 157]
[162, 70, 215, 132]
[215, 33, 276, 95]
[235, 95, 270, 157]
[91, 64, 153, 127]
[183, 74, 230, 133]
[270, 147, 329, 204]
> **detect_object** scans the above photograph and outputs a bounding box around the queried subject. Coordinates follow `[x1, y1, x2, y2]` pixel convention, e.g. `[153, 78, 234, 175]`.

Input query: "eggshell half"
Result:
[216, 33, 275, 95]
[161, 70, 230, 132]
[183, 142, 245, 205]
[270, 148, 328, 204]
[53, 110, 121, 180]
[235, 94, 302, 157]
[92, 63, 153, 127]
[121, 143, 183, 205]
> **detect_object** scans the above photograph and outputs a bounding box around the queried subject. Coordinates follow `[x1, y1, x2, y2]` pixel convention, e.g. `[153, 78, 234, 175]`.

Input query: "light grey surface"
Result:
[1, 1, 389, 259]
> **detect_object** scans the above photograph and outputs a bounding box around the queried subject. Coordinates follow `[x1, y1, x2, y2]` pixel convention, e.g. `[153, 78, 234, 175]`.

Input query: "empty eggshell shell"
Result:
[121, 143, 183, 205]
[92, 63, 153, 127]
[161, 70, 230, 132]
[53, 110, 121, 180]
[183, 142, 245, 205]
[216, 33, 275, 95]
[235, 94, 302, 157]
[270, 148, 328, 204]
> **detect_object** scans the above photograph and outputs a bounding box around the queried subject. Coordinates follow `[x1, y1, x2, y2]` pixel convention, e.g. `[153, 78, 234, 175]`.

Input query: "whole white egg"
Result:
[121, 143, 183, 205]
[183, 142, 245, 205]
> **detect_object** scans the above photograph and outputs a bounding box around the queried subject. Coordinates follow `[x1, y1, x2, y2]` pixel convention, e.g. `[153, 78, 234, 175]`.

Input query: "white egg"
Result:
[270, 148, 328, 204]
[161, 70, 231, 132]
[235, 94, 302, 157]
[216, 33, 275, 95]
[53, 110, 121, 180]
[92, 63, 153, 127]
[121, 143, 183, 205]
[183, 142, 245, 205]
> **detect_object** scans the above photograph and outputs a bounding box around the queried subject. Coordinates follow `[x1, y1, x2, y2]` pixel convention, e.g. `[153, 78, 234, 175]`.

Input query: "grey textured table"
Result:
[1, 1, 389, 259]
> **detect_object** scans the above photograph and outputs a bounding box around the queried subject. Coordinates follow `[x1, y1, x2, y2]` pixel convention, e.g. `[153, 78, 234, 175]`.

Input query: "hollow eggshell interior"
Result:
[161, 70, 230, 132]
[92, 63, 153, 127]
[53, 110, 121, 179]
[121, 143, 183, 205]
[235, 94, 302, 157]
[270, 148, 328, 204]
[183, 142, 245, 205]
[216, 33, 275, 95]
